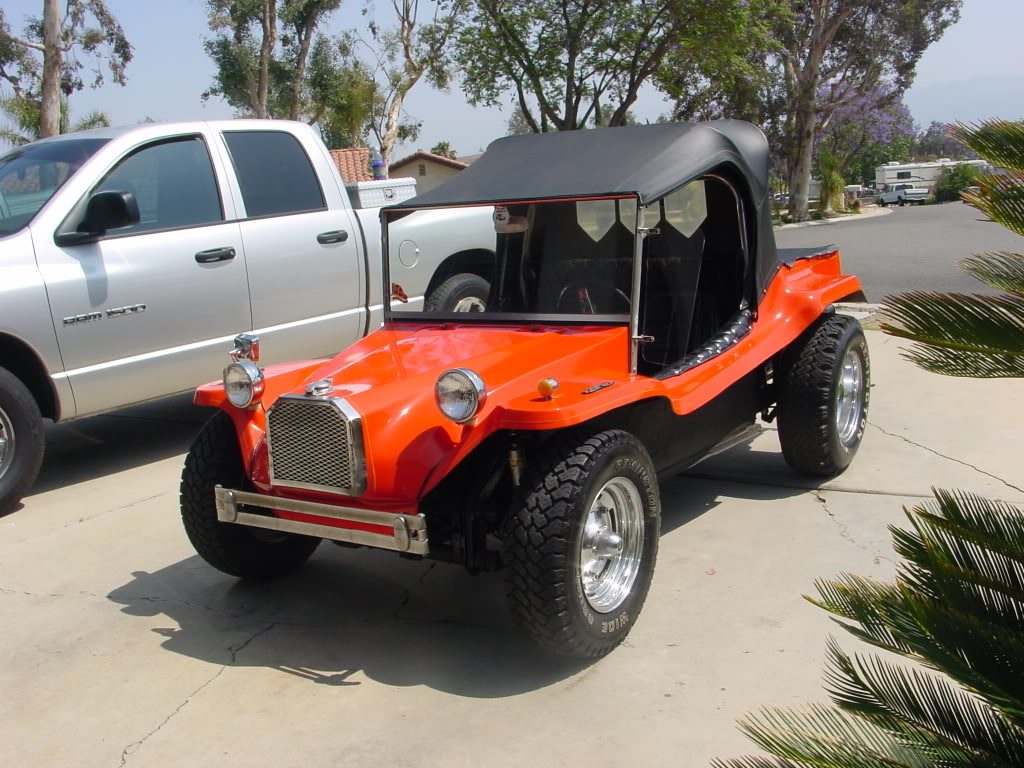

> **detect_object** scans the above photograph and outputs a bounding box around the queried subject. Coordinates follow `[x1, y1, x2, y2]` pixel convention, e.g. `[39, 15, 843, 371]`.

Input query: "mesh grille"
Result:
[268, 399, 354, 491]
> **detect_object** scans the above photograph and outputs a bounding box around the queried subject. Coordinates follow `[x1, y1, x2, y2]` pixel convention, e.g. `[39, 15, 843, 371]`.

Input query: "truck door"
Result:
[32, 133, 251, 416]
[215, 129, 364, 365]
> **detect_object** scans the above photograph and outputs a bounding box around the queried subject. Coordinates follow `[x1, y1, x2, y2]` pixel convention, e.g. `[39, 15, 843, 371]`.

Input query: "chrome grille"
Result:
[267, 396, 365, 495]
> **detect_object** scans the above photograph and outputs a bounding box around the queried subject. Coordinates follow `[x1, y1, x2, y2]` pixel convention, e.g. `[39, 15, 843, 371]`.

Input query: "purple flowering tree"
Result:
[815, 86, 917, 184]
[775, 0, 961, 220]
[454, 0, 776, 132]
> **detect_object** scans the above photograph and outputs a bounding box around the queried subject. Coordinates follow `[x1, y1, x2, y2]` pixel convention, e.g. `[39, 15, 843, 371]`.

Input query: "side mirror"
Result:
[79, 190, 140, 234]
[56, 190, 141, 246]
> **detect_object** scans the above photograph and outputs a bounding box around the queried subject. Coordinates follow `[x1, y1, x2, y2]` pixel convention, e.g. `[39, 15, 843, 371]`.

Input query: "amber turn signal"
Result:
[537, 378, 559, 400]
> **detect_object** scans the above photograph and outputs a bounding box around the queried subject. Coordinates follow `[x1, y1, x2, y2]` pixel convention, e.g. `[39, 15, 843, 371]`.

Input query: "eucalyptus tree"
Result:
[0, 1, 132, 138]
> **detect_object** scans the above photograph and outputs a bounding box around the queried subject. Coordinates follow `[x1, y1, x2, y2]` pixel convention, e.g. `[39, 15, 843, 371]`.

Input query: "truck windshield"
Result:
[386, 197, 637, 322]
[0, 138, 109, 235]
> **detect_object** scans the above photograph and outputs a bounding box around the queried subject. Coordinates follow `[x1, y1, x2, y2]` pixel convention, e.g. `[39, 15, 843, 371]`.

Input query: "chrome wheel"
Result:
[453, 296, 486, 312]
[0, 405, 13, 483]
[579, 477, 645, 614]
[836, 347, 864, 446]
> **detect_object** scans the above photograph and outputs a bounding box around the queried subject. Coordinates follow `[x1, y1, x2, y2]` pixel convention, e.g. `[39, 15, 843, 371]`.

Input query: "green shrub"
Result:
[810, 210, 824, 220]
[934, 163, 979, 202]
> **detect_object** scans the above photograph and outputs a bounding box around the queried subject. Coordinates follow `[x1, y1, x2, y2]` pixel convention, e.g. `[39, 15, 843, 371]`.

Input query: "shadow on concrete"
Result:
[30, 394, 214, 497]
[105, 439, 810, 699]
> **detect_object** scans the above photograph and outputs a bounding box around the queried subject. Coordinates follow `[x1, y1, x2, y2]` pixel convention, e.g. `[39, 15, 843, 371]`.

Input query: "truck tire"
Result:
[180, 411, 320, 579]
[504, 429, 660, 658]
[0, 367, 45, 516]
[776, 314, 870, 477]
[425, 273, 490, 312]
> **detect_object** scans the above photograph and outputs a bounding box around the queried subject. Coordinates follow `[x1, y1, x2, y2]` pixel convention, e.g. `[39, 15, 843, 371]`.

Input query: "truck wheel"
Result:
[0, 367, 45, 516]
[880, 199, 888, 207]
[425, 273, 490, 312]
[897, 196, 905, 207]
[776, 314, 870, 477]
[503, 429, 660, 658]
[180, 411, 320, 579]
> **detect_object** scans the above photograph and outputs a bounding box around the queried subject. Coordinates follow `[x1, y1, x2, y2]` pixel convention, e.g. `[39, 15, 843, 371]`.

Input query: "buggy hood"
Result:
[385, 120, 782, 300]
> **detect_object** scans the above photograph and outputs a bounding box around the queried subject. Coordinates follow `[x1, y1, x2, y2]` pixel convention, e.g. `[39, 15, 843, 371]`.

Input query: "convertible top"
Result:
[386, 120, 787, 299]
[388, 120, 770, 209]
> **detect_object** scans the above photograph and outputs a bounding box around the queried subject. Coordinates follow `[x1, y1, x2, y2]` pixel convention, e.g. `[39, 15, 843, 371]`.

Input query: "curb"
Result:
[774, 207, 892, 231]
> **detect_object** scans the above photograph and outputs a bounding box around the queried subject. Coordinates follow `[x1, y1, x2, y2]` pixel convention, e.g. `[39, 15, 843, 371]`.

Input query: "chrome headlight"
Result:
[223, 361, 265, 408]
[435, 368, 486, 423]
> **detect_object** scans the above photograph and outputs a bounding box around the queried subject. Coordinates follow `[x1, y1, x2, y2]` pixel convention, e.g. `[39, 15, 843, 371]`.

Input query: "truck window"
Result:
[0, 138, 109, 235]
[94, 136, 223, 234]
[222, 131, 326, 218]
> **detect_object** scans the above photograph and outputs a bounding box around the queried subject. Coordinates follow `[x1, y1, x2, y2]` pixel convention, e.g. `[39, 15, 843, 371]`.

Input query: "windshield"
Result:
[0, 138, 109, 235]
[386, 197, 638, 322]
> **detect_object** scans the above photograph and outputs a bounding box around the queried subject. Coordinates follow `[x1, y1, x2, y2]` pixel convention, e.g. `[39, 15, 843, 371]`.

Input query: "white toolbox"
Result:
[345, 177, 418, 208]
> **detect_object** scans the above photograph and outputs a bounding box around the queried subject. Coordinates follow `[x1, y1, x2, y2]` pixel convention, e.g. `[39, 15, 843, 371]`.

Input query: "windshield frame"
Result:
[381, 194, 643, 330]
[0, 137, 110, 236]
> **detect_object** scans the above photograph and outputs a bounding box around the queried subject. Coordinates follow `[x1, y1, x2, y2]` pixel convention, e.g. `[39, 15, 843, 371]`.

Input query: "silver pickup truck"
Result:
[0, 120, 495, 513]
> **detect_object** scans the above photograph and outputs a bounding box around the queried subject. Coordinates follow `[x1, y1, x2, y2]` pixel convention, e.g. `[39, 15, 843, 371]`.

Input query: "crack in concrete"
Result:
[117, 622, 278, 767]
[117, 666, 226, 768]
[868, 421, 1024, 496]
[810, 490, 892, 566]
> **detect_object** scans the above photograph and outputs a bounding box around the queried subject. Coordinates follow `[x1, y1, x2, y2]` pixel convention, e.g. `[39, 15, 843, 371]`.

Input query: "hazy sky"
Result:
[3, 0, 1022, 156]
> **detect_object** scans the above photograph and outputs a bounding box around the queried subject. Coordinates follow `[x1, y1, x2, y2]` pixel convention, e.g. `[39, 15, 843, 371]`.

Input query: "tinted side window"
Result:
[222, 131, 326, 218]
[95, 137, 223, 235]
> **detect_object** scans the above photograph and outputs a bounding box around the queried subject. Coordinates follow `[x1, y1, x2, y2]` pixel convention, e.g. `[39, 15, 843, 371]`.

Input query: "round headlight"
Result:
[435, 368, 486, 423]
[223, 361, 265, 408]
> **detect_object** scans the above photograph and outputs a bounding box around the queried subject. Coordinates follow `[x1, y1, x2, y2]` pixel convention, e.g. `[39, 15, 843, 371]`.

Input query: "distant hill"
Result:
[905, 76, 1024, 126]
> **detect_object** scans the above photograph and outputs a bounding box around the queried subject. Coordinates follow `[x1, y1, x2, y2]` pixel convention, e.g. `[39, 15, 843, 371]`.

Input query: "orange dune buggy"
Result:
[181, 121, 869, 658]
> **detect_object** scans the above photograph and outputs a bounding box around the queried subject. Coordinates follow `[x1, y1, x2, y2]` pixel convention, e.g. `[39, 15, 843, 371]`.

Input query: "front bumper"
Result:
[214, 486, 429, 555]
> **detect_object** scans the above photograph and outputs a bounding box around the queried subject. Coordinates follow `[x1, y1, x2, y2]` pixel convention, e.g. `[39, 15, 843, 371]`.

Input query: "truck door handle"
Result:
[317, 230, 349, 244]
[195, 247, 236, 263]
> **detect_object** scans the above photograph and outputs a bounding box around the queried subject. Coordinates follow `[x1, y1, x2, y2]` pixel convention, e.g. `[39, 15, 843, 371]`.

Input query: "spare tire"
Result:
[425, 273, 490, 312]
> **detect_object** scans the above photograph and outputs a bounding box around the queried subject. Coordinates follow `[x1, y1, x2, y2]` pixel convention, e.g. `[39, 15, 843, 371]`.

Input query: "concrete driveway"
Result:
[2, 329, 1021, 768]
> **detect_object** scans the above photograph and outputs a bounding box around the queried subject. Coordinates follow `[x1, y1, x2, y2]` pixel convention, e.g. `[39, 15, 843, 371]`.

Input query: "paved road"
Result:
[776, 202, 1024, 300]
[3, 333, 1023, 767]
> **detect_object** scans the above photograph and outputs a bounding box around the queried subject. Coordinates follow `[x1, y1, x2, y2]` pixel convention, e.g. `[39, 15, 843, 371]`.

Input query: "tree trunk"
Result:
[39, 0, 61, 138]
[379, 85, 410, 167]
[787, 74, 819, 221]
[256, 0, 277, 119]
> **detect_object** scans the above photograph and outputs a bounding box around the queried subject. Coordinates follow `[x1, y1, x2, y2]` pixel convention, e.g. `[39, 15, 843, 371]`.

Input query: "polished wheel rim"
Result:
[453, 296, 486, 312]
[836, 347, 864, 445]
[579, 477, 644, 614]
[0, 405, 14, 483]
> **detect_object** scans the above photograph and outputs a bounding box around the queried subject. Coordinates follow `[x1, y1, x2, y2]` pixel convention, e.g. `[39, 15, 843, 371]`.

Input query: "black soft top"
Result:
[386, 120, 791, 299]
[388, 120, 771, 207]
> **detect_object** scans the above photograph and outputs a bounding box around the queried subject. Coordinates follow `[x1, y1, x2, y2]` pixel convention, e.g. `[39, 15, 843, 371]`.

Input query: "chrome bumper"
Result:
[214, 486, 429, 555]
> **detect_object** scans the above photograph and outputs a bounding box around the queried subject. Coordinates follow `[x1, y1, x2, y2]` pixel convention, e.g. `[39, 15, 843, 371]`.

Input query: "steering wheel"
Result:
[555, 283, 631, 315]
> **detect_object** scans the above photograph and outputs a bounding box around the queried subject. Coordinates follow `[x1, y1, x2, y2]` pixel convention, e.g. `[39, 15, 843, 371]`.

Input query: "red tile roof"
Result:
[389, 150, 469, 173]
[330, 148, 373, 183]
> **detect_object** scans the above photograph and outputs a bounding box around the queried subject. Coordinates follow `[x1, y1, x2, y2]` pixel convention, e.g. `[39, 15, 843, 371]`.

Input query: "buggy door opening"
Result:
[638, 174, 750, 377]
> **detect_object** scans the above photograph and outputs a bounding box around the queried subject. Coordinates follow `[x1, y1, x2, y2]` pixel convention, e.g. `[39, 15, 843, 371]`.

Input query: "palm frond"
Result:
[711, 758, 805, 768]
[951, 120, 1024, 175]
[968, 171, 1024, 238]
[880, 292, 1024, 377]
[807, 574, 914, 656]
[72, 110, 112, 131]
[732, 703, 945, 768]
[960, 252, 1024, 297]
[824, 640, 1024, 765]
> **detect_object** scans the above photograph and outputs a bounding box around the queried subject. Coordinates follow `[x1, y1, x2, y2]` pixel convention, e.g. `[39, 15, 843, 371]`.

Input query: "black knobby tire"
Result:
[503, 429, 660, 658]
[776, 314, 870, 476]
[180, 411, 320, 579]
[424, 273, 490, 312]
[0, 367, 45, 516]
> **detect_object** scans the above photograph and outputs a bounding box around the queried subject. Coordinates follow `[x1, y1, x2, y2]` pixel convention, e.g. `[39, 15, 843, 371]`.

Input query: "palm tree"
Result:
[714, 490, 1024, 768]
[716, 120, 1024, 766]
[1, 93, 111, 147]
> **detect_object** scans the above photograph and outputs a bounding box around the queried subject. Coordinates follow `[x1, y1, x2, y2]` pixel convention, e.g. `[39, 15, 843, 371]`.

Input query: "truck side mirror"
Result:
[55, 190, 141, 247]
[79, 190, 140, 234]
